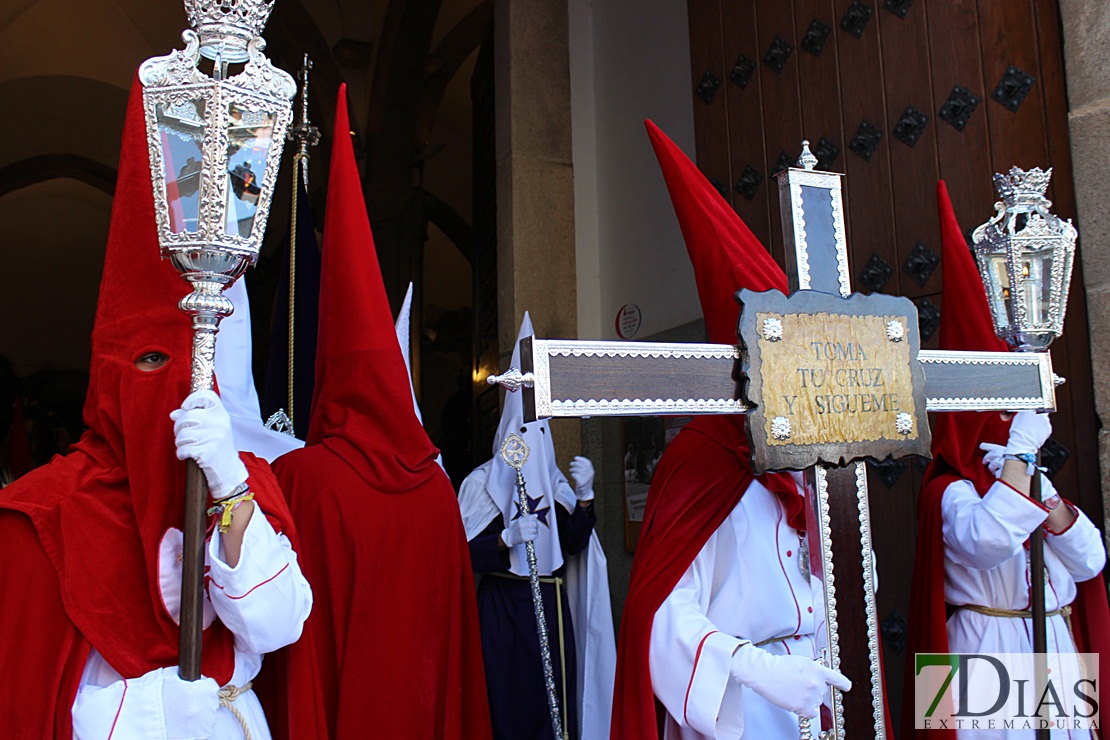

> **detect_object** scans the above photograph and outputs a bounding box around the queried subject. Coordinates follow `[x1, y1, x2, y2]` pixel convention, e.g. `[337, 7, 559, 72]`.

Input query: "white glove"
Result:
[501, 514, 540, 547]
[160, 668, 220, 739]
[980, 442, 1006, 479]
[1005, 410, 1052, 456]
[170, 389, 249, 499]
[569, 456, 596, 502]
[730, 643, 851, 720]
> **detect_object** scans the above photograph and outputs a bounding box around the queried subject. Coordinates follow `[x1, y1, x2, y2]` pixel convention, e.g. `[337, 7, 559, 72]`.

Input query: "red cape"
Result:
[610, 415, 801, 739]
[271, 447, 492, 738]
[262, 85, 491, 739]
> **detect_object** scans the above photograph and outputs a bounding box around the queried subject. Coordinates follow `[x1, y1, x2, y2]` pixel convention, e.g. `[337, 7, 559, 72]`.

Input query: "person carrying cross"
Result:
[609, 121, 852, 739]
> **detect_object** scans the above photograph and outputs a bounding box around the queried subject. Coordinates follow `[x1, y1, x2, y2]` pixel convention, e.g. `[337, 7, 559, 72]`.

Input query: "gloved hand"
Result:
[730, 643, 851, 720]
[569, 456, 596, 502]
[980, 442, 1006, 479]
[170, 389, 249, 499]
[1005, 410, 1052, 456]
[160, 668, 220, 739]
[502, 514, 540, 547]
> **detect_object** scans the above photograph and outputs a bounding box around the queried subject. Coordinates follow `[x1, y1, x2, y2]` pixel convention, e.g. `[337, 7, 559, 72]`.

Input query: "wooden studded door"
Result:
[686, 0, 1100, 731]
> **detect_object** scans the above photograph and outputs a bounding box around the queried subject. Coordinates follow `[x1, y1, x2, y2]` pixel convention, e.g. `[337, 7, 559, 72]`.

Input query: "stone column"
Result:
[494, 0, 580, 465]
[1059, 1, 1110, 533]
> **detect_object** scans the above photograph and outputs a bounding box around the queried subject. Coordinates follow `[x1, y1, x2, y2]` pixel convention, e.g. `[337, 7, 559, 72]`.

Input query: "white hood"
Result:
[214, 279, 304, 462]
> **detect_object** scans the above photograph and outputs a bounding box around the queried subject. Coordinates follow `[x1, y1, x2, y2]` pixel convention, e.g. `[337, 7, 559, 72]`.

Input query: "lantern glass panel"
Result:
[986, 254, 1013, 327]
[224, 103, 277, 239]
[1023, 248, 1054, 327]
[154, 97, 207, 234]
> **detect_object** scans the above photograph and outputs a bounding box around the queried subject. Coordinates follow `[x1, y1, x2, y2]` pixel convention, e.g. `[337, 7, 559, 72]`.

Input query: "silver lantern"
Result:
[138, 0, 295, 681]
[971, 166, 1077, 351]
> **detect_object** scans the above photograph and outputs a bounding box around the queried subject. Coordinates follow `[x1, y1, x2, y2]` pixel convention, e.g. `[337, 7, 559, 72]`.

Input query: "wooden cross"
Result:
[490, 143, 1059, 739]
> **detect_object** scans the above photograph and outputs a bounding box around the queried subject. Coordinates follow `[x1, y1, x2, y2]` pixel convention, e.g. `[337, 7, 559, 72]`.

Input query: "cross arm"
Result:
[490, 338, 1058, 422]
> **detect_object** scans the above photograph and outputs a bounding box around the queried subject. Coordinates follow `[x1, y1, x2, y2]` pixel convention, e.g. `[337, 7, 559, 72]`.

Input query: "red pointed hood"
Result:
[306, 85, 440, 492]
[612, 121, 799, 740]
[924, 181, 1012, 495]
[644, 119, 787, 343]
[0, 76, 244, 684]
[903, 182, 1012, 740]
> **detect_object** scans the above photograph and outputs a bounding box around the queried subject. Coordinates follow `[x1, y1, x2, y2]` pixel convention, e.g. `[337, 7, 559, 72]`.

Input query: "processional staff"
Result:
[139, 0, 297, 679]
[283, 53, 321, 428]
[498, 431, 567, 740]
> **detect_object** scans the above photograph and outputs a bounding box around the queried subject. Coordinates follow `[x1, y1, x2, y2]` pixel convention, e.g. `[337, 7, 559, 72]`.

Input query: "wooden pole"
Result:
[178, 460, 208, 680]
[1029, 451, 1048, 740]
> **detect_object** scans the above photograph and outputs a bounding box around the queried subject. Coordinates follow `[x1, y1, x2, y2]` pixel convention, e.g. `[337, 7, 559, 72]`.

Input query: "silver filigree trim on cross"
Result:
[762, 317, 784, 342]
[854, 463, 886, 739]
[789, 177, 812, 291]
[548, 397, 749, 417]
[830, 185, 851, 297]
[532, 340, 553, 419]
[771, 416, 792, 440]
[886, 319, 905, 342]
[815, 467, 844, 734]
[545, 340, 739, 360]
[895, 412, 913, 435]
[926, 396, 1044, 412]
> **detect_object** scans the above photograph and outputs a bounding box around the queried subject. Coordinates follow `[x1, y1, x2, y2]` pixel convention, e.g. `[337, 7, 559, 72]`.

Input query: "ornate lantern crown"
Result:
[185, 0, 276, 63]
[993, 166, 1052, 208]
[972, 166, 1077, 352]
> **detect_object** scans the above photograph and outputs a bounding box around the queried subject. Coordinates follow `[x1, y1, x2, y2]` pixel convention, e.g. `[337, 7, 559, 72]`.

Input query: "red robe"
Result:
[272, 447, 491, 738]
[262, 84, 491, 740]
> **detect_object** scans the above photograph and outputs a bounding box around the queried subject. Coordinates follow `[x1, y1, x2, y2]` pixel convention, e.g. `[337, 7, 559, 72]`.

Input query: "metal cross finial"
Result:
[798, 140, 818, 170]
[288, 53, 321, 184]
[488, 367, 536, 393]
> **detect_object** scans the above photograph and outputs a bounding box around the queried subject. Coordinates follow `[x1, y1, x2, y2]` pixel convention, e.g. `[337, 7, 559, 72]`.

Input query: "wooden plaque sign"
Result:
[738, 288, 931, 473]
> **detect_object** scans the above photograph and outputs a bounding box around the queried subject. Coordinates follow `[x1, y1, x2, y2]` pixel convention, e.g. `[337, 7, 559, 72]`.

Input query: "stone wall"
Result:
[493, 0, 581, 469]
[1059, 0, 1110, 533]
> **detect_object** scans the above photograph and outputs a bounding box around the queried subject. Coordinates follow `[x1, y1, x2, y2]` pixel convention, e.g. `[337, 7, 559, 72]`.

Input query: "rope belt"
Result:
[218, 681, 254, 740]
[489, 572, 570, 736]
[962, 604, 1072, 619]
[962, 604, 1075, 644]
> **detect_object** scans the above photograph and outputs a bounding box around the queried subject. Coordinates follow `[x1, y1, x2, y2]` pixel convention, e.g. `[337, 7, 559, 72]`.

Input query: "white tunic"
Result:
[649, 479, 822, 739]
[71, 505, 313, 739]
[942, 476, 1105, 740]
